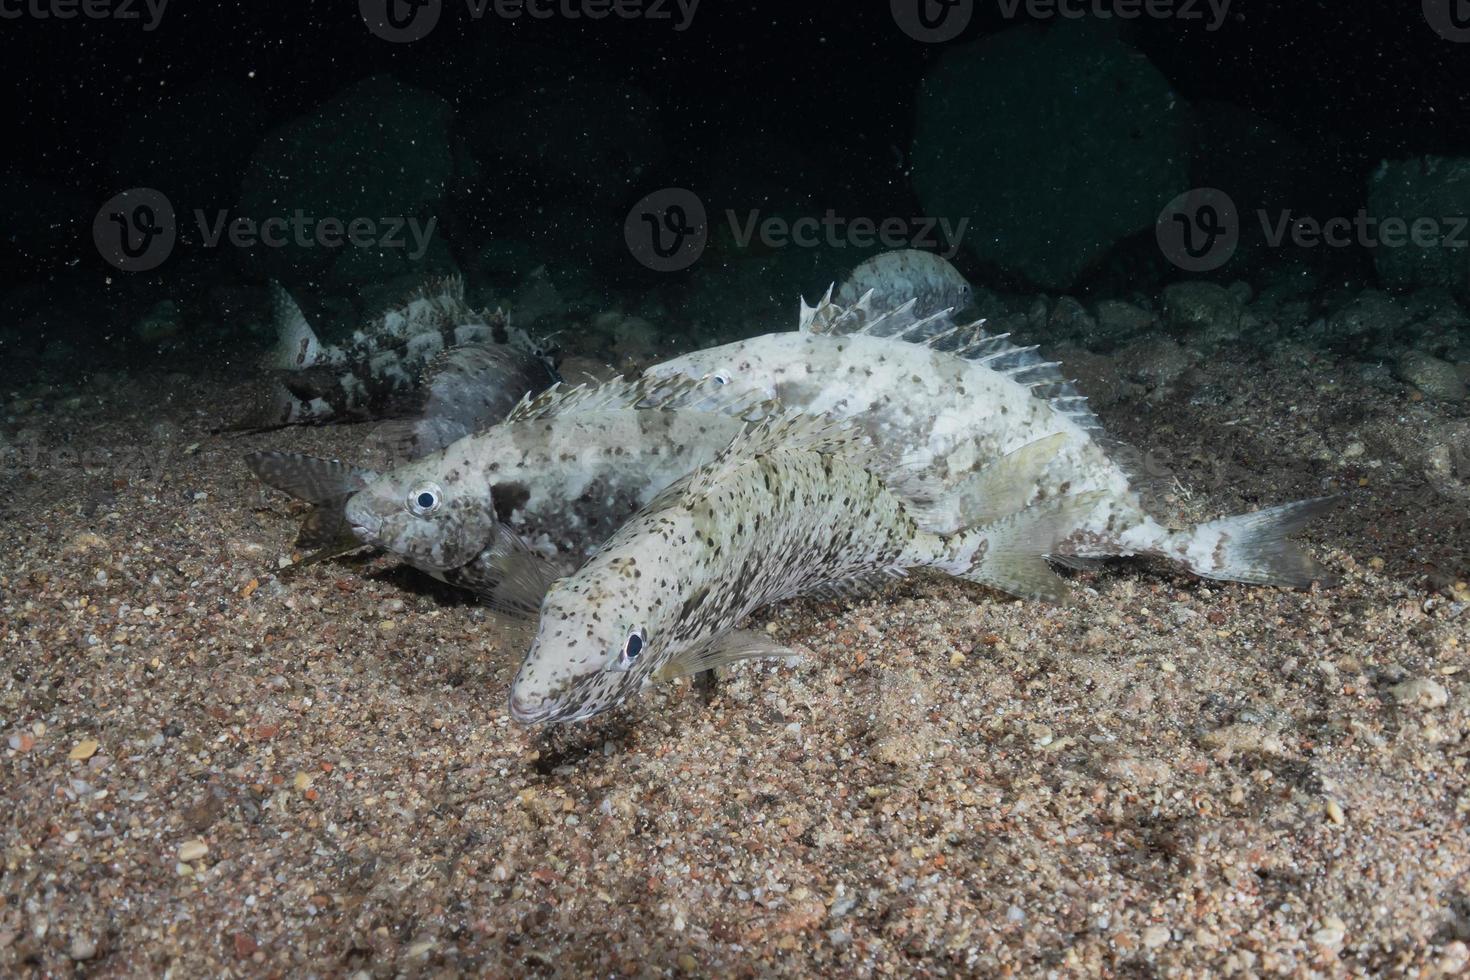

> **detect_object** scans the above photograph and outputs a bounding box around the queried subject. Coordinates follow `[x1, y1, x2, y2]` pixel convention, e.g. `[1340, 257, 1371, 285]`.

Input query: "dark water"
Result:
[2, 0, 1469, 380]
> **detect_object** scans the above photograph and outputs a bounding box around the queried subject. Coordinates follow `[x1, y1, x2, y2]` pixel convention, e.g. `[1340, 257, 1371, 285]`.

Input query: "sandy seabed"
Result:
[2, 343, 1468, 977]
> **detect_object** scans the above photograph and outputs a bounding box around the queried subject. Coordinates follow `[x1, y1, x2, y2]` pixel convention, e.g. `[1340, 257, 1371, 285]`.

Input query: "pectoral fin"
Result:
[445, 529, 566, 620]
[655, 629, 801, 682]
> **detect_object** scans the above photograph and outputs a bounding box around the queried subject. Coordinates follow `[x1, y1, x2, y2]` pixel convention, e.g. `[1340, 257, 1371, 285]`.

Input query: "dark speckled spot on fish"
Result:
[491, 483, 531, 523]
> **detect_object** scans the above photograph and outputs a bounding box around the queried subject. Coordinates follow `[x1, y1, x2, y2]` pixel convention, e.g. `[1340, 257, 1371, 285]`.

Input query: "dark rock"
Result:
[463, 75, 666, 213]
[237, 76, 456, 289]
[1162, 281, 1244, 345]
[1093, 299, 1157, 345]
[911, 21, 1190, 290]
[1319, 289, 1410, 350]
[1396, 351, 1466, 401]
[1367, 156, 1470, 295]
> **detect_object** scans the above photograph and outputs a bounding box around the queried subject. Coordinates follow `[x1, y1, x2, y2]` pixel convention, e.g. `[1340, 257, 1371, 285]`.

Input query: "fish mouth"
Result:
[508, 690, 557, 725]
[343, 502, 382, 543]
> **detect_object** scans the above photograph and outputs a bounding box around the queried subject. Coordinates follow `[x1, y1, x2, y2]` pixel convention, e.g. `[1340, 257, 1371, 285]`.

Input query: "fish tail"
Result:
[1163, 497, 1339, 589]
[243, 451, 378, 504]
[230, 381, 336, 430]
[263, 282, 323, 370]
[944, 491, 1106, 603]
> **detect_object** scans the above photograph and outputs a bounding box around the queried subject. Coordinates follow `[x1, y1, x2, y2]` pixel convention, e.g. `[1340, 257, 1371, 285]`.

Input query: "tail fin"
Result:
[245, 451, 380, 566]
[1171, 497, 1338, 588]
[244, 451, 378, 504]
[948, 491, 1106, 603]
[262, 282, 322, 370]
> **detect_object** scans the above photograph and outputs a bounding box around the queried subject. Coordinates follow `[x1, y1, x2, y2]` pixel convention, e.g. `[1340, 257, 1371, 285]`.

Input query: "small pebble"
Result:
[178, 840, 209, 862]
[68, 739, 99, 761]
[1390, 677, 1449, 709]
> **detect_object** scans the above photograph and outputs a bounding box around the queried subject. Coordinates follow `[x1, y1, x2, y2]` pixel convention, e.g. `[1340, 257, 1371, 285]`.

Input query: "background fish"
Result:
[835, 248, 974, 322]
[644, 291, 1335, 589]
[509, 416, 1099, 724]
[237, 276, 560, 430]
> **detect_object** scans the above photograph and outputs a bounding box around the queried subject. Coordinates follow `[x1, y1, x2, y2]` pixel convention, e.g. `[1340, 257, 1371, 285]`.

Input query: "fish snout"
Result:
[343, 497, 383, 542]
[508, 688, 552, 725]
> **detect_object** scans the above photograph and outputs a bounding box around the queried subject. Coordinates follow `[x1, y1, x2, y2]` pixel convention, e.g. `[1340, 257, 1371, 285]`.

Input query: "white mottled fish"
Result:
[336, 375, 773, 615]
[644, 291, 1335, 589]
[837, 248, 974, 320]
[239, 276, 559, 429]
[509, 415, 1099, 724]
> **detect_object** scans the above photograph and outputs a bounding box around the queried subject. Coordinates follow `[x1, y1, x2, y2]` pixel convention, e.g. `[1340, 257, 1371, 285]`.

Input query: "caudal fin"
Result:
[1174, 497, 1338, 588]
[952, 491, 1106, 603]
[262, 282, 322, 370]
[244, 451, 379, 504]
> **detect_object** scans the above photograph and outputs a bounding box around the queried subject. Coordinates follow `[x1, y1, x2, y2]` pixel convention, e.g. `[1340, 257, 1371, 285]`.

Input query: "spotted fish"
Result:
[333, 375, 774, 615]
[239, 276, 559, 429]
[508, 416, 1100, 724]
[836, 248, 974, 320]
[644, 290, 1335, 589]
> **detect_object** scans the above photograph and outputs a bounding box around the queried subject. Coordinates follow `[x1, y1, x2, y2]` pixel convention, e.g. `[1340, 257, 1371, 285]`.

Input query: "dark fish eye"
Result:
[407, 483, 443, 516]
[617, 627, 645, 669]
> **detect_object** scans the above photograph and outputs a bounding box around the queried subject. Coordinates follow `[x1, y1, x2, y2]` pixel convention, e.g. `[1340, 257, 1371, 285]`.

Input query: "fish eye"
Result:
[613, 627, 646, 672]
[407, 483, 443, 517]
[703, 371, 730, 385]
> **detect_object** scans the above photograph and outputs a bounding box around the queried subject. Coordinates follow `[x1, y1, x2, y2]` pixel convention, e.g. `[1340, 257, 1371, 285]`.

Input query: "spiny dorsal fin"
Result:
[802, 292, 1111, 439]
[415, 274, 466, 303]
[803, 289, 922, 339]
[263, 282, 323, 370]
[506, 374, 773, 425]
